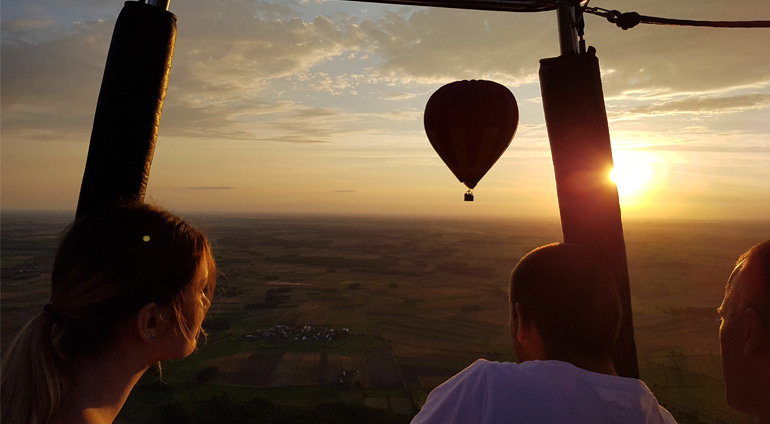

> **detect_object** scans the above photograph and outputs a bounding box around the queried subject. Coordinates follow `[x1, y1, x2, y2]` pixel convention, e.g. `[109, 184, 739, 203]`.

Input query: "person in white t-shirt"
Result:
[412, 243, 676, 424]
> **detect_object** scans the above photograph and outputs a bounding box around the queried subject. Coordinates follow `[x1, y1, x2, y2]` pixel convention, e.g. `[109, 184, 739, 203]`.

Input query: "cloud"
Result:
[355, 7, 555, 83]
[155, 0, 381, 142]
[1, 19, 111, 142]
[0, 1, 378, 144]
[1, 0, 768, 218]
[160, 96, 365, 143]
[170, 1, 367, 88]
[646, 143, 770, 153]
[382, 92, 418, 101]
[347, 0, 770, 96]
[616, 93, 770, 119]
[2, 0, 768, 148]
[1, 18, 57, 31]
[587, 0, 770, 96]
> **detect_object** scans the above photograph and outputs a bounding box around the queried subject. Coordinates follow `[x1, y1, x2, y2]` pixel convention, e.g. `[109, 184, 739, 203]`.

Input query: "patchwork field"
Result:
[1, 212, 767, 423]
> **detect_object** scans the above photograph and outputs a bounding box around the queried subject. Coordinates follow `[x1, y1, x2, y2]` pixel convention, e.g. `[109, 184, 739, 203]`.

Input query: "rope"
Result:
[585, 6, 770, 30]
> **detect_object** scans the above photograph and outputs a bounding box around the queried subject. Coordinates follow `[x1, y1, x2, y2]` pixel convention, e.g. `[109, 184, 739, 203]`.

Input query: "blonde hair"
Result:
[0, 201, 215, 424]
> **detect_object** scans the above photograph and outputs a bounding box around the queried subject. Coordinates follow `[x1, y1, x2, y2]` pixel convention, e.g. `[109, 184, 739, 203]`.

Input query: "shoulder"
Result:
[426, 359, 500, 397]
[410, 360, 555, 424]
[411, 359, 516, 424]
[435, 358, 517, 382]
[447, 359, 533, 390]
[583, 375, 679, 424]
[659, 407, 678, 424]
[438, 359, 576, 393]
[635, 380, 679, 424]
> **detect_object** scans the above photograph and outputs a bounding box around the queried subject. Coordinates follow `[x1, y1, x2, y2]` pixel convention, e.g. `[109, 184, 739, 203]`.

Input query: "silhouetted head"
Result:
[509, 243, 621, 367]
[49, 200, 215, 357]
[1, 200, 216, 424]
[719, 240, 770, 421]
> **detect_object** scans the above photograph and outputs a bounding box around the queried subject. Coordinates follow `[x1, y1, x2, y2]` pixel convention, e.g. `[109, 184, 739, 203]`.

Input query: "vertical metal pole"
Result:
[147, 0, 171, 10]
[76, 1, 176, 218]
[540, 0, 639, 378]
[557, 0, 578, 55]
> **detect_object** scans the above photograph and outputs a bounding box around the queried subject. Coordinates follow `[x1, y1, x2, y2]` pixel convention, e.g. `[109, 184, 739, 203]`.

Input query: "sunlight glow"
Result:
[609, 150, 665, 207]
[609, 161, 653, 196]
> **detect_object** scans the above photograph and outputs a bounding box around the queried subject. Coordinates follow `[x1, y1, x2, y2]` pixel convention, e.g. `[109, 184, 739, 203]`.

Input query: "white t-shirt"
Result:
[412, 359, 677, 424]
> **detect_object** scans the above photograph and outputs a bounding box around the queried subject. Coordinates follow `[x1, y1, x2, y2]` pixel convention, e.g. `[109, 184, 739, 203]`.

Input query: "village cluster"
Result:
[244, 324, 350, 342]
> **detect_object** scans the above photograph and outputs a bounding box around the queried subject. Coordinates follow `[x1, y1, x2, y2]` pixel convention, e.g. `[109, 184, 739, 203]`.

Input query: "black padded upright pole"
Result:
[539, 49, 639, 378]
[76, 1, 176, 218]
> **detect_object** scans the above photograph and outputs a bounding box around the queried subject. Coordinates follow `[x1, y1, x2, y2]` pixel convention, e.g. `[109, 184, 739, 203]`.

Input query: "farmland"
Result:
[1, 212, 767, 423]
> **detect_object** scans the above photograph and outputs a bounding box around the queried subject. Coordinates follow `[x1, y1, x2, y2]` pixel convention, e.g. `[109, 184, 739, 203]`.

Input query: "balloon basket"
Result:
[464, 190, 474, 202]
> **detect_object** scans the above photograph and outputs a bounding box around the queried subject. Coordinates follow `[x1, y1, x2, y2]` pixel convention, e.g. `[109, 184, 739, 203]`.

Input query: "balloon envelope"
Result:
[424, 80, 518, 189]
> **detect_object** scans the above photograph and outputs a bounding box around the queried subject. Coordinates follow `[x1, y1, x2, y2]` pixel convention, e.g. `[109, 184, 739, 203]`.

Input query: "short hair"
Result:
[736, 240, 770, 324]
[510, 243, 622, 360]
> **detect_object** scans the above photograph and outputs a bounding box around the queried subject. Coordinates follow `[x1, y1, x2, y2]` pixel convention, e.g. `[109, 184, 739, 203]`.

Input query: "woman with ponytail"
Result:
[1, 201, 216, 424]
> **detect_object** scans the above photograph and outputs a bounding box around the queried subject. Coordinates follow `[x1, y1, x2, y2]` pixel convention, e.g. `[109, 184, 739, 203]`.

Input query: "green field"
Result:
[2, 212, 767, 423]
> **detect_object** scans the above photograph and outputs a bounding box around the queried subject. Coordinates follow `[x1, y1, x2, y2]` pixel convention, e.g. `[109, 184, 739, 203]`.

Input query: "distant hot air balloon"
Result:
[424, 80, 519, 201]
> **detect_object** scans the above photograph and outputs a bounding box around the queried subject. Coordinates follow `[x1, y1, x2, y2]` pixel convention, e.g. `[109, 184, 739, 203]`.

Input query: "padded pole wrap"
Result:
[76, 1, 176, 218]
[539, 50, 639, 378]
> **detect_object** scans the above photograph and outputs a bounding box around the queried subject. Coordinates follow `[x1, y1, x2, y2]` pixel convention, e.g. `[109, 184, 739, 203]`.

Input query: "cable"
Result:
[585, 6, 770, 30]
[341, 0, 558, 13]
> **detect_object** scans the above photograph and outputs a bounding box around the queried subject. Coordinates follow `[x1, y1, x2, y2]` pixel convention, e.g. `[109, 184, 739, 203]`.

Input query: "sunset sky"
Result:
[2, 0, 769, 220]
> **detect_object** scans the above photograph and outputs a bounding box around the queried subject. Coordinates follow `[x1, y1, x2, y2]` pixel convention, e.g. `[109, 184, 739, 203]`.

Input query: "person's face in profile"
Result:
[158, 255, 213, 359]
[718, 260, 759, 413]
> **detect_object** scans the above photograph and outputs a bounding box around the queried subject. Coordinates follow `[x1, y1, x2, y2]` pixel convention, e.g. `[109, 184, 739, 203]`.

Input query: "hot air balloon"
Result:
[424, 80, 519, 201]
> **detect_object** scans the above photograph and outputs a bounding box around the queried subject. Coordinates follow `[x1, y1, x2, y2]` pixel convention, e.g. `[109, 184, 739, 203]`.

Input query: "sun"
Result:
[608, 150, 660, 202]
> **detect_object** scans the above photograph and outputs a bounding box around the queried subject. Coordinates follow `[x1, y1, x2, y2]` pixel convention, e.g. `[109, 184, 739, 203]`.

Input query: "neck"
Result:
[51, 344, 150, 424]
[554, 354, 617, 376]
[580, 360, 617, 376]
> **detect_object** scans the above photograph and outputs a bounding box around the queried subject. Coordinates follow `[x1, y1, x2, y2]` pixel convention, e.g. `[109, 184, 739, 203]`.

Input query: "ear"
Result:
[514, 303, 547, 361]
[136, 302, 167, 344]
[509, 303, 518, 344]
[514, 303, 530, 345]
[744, 308, 767, 355]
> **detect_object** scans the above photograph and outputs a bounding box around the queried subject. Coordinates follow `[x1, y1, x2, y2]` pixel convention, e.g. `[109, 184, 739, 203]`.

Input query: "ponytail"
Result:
[0, 201, 215, 422]
[1, 310, 65, 424]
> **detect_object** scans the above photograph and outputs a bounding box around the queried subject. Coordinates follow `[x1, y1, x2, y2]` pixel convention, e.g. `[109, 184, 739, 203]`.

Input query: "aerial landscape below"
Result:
[1, 212, 766, 423]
